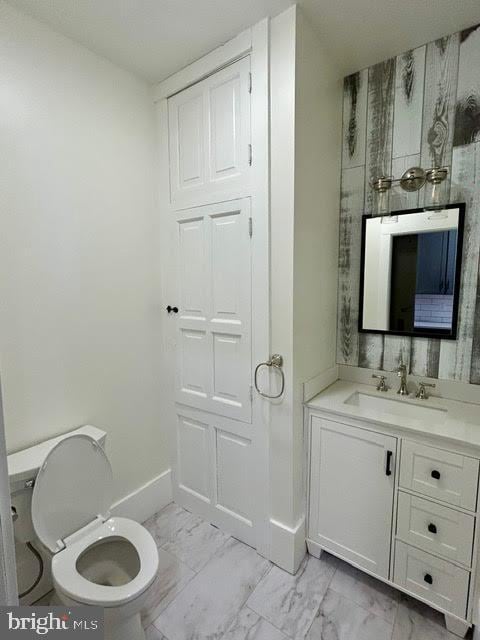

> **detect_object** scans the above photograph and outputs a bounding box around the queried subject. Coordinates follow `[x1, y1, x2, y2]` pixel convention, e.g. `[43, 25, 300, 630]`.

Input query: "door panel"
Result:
[179, 329, 209, 400]
[178, 217, 207, 317]
[309, 417, 397, 579]
[216, 430, 252, 523]
[168, 56, 251, 209]
[177, 95, 205, 188]
[175, 199, 251, 423]
[209, 74, 242, 182]
[175, 406, 255, 546]
[177, 415, 210, 501]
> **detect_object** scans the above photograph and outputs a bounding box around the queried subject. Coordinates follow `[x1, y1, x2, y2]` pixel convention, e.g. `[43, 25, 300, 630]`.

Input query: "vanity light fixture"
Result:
[370, 166, 449, 217]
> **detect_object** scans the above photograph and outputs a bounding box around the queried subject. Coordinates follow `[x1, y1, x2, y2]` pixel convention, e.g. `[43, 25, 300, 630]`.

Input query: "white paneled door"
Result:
[176, 199, 252, 423]
[173, 200, 255, 544]
[164, 50, 267, 549]
[168, 56, 251, 209]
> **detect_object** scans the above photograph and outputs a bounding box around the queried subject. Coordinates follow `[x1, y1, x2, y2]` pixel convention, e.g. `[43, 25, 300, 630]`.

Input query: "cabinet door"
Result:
[168, 56, 251, 210]
[309, 417, 397, 579]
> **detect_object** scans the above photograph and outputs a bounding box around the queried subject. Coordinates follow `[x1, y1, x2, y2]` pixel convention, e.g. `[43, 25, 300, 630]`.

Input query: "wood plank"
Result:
[390, 155, 421, 210]
[358, 59, 395, 369]
[393, 46, 426, 159]
[383, 336, 412, 375]
[412, 34, 460, 379]
[420, 34, 460, 206]
[471, 256, 480, 384]
[439, 144, 480, 381]
[410, 338, 441, 378]
[382, 50, 426, 374]
[336, 166, 365, 366]
[342, 69, 368, 169]
[453, 24, 480, 147]
[364, 58, 395, 214]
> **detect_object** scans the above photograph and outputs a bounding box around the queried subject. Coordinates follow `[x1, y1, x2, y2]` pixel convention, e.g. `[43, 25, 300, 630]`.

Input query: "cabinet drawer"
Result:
[397, 492, 475, 566]
[394, 541, 470, 618]
[400, 441, 479, 511]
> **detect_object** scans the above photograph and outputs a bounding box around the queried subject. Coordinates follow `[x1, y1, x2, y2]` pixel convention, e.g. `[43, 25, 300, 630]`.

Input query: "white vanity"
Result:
[306, 380, 480, 637]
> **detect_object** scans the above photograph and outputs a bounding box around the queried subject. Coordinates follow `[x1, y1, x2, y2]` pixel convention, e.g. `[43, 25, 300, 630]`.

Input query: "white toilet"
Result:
[30, 434, 159, 640]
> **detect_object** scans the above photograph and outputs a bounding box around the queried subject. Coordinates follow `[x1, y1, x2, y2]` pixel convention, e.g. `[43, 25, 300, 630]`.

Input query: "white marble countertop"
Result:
[306, 380, 480, 452]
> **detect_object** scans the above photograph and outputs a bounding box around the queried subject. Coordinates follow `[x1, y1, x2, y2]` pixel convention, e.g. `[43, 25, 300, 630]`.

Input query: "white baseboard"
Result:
[111, 469, 172, 523]
[269, 515, 306, 574]
[303, 367, 339, 402]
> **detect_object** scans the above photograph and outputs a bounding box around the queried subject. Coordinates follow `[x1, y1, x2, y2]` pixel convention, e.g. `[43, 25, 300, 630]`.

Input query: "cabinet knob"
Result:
[166, 305, 179, 314]
[424, 573, 433, 585]
[427, 523, 437, 534]
[431, 469, 441, 480]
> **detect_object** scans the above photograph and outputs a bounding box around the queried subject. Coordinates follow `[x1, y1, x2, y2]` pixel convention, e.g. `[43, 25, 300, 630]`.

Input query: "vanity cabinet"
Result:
[306, 402, 480, 637]
[309, 417, 396, 579]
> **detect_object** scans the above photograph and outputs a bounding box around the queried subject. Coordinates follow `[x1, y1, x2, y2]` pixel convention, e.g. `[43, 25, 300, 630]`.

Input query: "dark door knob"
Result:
[428, 523, 437, 534]
[431, 469, 441, 480]
[424, 573, 433, 585]
[166, 306, 179, 314]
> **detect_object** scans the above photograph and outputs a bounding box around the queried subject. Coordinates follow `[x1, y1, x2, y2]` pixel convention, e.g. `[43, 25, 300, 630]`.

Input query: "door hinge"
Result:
[248, 144, 252, 166]
[248, 72, 252, 94]
[248, 217, 253, 238]
[249, 385, 253, 402]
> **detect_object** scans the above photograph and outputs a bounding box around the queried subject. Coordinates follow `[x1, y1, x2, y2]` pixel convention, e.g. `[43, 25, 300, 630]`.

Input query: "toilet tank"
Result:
[8, 425, 107, 543]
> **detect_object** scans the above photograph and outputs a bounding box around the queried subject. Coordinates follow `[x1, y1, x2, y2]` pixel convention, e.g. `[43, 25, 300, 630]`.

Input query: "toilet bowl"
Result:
[31, 434, 159, 640]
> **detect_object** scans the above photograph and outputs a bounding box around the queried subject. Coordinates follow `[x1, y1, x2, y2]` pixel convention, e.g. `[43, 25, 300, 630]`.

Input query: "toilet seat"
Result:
[31, 434, 114, 553]
[52, 516, 158, 607]
[31, 434, 159, 609]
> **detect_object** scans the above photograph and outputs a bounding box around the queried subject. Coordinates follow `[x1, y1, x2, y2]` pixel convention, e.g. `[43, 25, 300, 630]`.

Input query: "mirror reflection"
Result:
[359, 205, 465, 339]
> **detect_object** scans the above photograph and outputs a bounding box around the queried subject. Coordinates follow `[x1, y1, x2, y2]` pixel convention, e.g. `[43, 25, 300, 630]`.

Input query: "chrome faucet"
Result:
[397, 363, 408, 396]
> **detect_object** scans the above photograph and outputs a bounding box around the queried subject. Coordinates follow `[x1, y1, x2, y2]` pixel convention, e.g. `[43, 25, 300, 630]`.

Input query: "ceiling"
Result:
[7, 0, 480, 82]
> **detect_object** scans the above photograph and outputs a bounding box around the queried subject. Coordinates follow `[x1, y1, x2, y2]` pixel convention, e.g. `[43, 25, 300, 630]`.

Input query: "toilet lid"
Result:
[31, 434, 113, 553]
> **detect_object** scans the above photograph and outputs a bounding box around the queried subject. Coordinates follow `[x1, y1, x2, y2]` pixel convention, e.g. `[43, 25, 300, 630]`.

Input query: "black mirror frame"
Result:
[358, 202, 466, 341]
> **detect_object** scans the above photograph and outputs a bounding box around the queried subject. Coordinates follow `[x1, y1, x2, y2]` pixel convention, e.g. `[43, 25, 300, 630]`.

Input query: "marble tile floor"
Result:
[33, 502, 471, 639]
[141, 503, 470, 640]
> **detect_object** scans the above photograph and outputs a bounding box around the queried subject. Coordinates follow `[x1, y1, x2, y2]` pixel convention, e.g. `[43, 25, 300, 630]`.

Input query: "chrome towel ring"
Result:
[254, 354, 285, 399]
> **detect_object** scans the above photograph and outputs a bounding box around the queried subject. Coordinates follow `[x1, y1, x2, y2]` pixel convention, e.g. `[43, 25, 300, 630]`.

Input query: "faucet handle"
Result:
[416, 381, 436, 400]
[372, 374, 389, 392]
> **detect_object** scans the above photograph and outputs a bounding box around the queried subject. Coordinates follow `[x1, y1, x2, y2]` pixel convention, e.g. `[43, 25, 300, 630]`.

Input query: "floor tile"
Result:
[32, 591, 53, 606]
[154, 538, 271, 640]
[144, 503, 230, 572]
[146, 625, 166, 640]
[223, 606, 288, 640]
[306, 589, 393, 640]
[141, 547, 195, 628]
[247, 553, 337, 639]
[144, 504, 192, 545]
[392, 595, 461, 640]
[329, 559, 399, 623]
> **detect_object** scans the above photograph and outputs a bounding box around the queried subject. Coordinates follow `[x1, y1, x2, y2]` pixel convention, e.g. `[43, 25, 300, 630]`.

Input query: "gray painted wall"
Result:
[336, 24, 480, 385]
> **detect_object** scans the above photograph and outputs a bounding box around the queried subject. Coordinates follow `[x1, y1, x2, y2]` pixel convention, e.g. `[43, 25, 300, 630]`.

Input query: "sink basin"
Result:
[344, 392, 447, 424]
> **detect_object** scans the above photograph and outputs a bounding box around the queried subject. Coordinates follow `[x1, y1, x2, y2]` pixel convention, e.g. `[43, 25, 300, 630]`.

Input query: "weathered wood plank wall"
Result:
[336, 24, 480, 385]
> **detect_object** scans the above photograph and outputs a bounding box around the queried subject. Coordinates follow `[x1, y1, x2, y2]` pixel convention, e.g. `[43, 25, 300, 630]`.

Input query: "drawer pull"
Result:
[385, 450, 393, 476]
[427, 523, 437, 534]
[431, 469, 441, 480]
[424, 573, 433, 585]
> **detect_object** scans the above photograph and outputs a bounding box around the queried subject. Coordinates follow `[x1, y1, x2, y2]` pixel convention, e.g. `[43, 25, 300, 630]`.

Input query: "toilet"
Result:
[30, 434, 159, 640]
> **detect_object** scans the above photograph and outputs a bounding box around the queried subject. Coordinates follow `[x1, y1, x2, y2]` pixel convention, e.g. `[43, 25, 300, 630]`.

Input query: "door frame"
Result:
[0, 378, 18, 605]
[154, 19, 271, 557]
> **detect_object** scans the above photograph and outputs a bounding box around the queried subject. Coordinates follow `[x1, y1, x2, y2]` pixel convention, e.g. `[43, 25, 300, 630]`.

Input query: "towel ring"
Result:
[254, 354, 285, 399]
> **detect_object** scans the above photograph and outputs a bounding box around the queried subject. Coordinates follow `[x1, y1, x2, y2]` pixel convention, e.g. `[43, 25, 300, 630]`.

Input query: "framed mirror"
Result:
[359, 204, 465, 339]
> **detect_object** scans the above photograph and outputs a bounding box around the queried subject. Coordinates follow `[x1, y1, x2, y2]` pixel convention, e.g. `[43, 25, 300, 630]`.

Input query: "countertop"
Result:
[306, 380, 480, 452]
